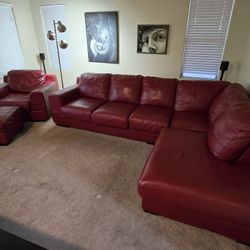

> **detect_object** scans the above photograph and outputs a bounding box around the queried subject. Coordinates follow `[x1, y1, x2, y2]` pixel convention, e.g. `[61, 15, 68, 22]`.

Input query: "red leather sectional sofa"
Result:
[49, 73, 250, 244]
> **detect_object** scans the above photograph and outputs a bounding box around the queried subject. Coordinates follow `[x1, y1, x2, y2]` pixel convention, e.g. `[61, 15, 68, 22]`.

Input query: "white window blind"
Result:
[0, 3, 25, 80]
[181, 0, 234, 80]
[40, 5, 71, 70]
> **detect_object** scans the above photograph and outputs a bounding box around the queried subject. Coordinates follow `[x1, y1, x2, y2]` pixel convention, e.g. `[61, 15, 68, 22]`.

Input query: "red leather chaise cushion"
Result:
[140, 77, 177, 108]
[171, 111, 208, 132]
[138, 128, 250, 240]
[109, 74, 142, 104]
[8, 70, 45, 93]
[208, 100, 250, 161]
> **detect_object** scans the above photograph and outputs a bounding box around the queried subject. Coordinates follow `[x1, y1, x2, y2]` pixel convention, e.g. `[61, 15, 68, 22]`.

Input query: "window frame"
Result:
[180, 0, 235, 80]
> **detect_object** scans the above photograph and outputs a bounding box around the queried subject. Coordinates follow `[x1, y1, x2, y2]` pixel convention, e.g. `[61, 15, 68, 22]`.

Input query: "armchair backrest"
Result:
[7, 70, 46, 93]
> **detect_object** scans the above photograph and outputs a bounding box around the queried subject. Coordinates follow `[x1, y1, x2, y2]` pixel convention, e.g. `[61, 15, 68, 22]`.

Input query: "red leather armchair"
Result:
[0, 70, 59, 121]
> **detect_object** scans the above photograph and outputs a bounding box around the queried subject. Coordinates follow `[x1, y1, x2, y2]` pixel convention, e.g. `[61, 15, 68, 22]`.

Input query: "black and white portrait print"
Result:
[137, 25, 169, 54]
[85, 12, 118, 63]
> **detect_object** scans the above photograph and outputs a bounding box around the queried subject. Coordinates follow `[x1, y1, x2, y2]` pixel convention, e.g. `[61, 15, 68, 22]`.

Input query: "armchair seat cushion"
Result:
[92, 101, 137, 129]
[61, 98, 105, 122]
[0, 93, 30, 112]
[129, 105, 173, 133]
[139, 128, 250, 230]
[171, 111, 208, 132]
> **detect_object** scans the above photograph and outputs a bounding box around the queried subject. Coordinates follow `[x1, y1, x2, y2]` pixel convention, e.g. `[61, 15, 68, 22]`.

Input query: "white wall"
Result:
[6, 0, 249, 89]
[238, 30, 250, 91]
[2, 0, 40, 69]
[30, 0, 189, 88]
[223, 0, 250, 88]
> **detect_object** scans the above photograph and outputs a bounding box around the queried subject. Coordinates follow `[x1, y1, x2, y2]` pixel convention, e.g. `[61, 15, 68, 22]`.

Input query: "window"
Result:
[40, 5, 71, 70]
[181, 0, 235, 80]
[0, 3, 25, 80]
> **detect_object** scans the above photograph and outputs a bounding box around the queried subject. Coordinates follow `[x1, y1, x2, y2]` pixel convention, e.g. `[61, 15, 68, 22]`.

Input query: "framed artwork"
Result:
[137, 25, 169, 54]
[85, 11, 119, 63]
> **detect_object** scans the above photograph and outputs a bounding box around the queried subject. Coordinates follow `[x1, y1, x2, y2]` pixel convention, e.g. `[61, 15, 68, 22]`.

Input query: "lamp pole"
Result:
[53, 20, 64, 89]
[47, 20, 68, 89]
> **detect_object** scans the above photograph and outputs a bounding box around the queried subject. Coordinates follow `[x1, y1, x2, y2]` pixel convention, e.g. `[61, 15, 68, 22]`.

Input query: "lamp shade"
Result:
[57, 21, 66, 33]
[59, 40, 68, 49]
[47, 30, 55, 40]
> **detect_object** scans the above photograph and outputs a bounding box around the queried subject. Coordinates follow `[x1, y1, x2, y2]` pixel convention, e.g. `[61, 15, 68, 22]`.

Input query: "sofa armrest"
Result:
[0, 83, 10, 99]
[30, 81, 60, 115]
[48, 85, 80, 113]
[45, 73, 57, 83]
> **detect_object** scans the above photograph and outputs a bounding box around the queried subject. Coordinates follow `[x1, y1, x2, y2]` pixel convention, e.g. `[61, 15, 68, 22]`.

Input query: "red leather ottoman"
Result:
[0, 106, 23, 145]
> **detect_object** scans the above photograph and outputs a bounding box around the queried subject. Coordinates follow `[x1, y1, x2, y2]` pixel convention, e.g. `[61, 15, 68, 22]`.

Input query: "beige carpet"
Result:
[0, 119, 249, 250]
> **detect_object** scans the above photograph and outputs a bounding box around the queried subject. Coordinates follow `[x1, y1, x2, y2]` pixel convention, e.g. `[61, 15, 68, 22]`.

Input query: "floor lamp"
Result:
[47, 20, 68, 89]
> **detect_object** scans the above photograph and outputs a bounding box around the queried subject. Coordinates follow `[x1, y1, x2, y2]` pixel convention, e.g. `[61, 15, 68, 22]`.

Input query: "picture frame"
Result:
[85, 11, 119, 63]
[137, 24, 169, 54]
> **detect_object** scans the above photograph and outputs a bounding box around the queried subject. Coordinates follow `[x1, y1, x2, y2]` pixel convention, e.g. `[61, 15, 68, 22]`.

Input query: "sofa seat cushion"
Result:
[138, 128, 250, 229]
[129, 105, 173, 133]
[171, 111, 208, 132]
[61, 98, 105, 122]
[0, 93, 30, 111]
[92, 101, 137, 128]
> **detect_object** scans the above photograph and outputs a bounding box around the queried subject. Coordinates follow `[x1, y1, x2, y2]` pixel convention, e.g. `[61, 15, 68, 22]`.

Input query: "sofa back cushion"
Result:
[175, 80, 228, 112]
[209, 83, 249, 124]
[235, 146, 250, 166]
[8, 70, 46, 93]
[208, 100, 250, 161]
[109, 74, 142, 104]
[140, 77, 177, 108]
[79, 73, 111, 101]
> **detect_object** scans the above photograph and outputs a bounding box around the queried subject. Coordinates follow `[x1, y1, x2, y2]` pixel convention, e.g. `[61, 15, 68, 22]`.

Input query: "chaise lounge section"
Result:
[49, 73, 250, 244]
